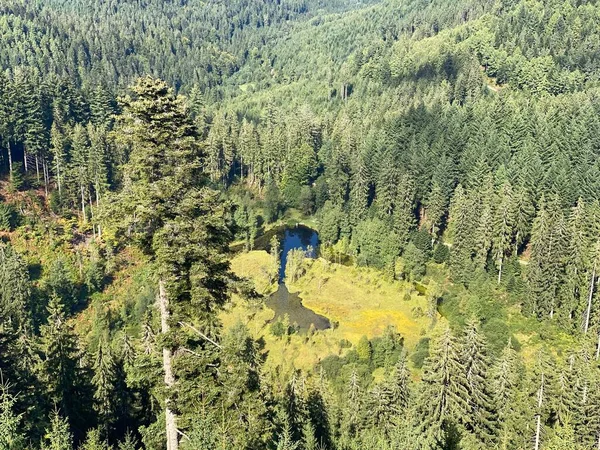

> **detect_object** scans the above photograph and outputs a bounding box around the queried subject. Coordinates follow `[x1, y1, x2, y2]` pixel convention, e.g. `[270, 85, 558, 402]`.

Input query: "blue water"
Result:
[267, 225, 330, 331]
[278, 225, 319, 282]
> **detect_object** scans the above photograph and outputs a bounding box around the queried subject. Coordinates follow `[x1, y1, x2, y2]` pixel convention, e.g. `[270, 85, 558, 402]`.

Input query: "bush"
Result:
[0, 203, 19, 231]
[411, 229, 432, 256]
[270, 319, 286, 338]
[433, 243, 449, 263]
[411, 306, 424, 318]
[339, 339, 352, 349]
[411, 337, 430, 369]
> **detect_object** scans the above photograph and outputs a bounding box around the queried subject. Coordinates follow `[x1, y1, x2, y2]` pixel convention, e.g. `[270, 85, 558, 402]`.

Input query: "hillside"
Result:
[1, 0, 600, 449]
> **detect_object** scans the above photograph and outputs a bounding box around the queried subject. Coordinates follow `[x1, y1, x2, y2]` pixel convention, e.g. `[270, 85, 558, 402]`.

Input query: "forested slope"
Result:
[1, 0, 600, 449]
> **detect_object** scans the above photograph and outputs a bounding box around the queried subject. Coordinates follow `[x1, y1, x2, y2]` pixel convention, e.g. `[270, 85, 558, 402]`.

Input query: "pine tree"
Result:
[448, 185, 475, 284]
[512, 185, 535, 254]
[79, 429, 110, 450]
[302, 421, 318, 450]
[92, 341, 117, 438]
[582, 375, 600, 449]
[393, 173, 416, 251]
[275, 416, 300, 450]
[415, 327, 468, 449]
[492, 181, 516, 283]
[349, 155, 370, 228]
[529, 349, 557, 450]
[117, 432, 139, 450]
[527, 195, 567, 318]
[461, 320, 497, 445]
[0, 382, 24, 450]
[109, 77, 232, 449]
[42, 412, 73, 450]
[38, 296, 93, 442]
[89, 85, 116, 127]
[375, 152, 399, 217]
[0, 71, 14, 178]
[69, 124, 90, 222]
[424, 181, 447, 245]
[50, 122, 67, 199]
[390, 354, 411, 415]
[544, 422, 584, 450]
[0, 243, 31, 327]
[491, 341, 523, 450]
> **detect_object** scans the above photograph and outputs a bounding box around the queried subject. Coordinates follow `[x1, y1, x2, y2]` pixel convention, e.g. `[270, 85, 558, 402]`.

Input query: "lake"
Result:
[266, 225, 330, 331]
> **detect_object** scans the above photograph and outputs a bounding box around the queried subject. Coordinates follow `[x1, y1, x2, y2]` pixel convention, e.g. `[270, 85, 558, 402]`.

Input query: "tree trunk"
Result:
[43, 159, 49, 197]
[36, 156, 40, 182]
[89, 192, 96, 239]
[585, 263, 596, 334]
[497, 255, 503, 284]
[534, 373, 544, 450]
[95, 184, 102, 239]
[56, 159, 62, 197]
[7, 142, 13, 179]
[24, 149, 28, 172]
[80, 184, 87, 223]
[159, 279, 179, 450]
[534, 415, 541, 450]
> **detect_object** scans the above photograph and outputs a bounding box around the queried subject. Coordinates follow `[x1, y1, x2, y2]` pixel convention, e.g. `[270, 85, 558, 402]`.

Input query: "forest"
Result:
[1, 0, 600, 449]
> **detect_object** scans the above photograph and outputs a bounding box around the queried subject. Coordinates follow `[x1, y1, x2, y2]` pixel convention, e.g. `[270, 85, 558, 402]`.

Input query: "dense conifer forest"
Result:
[2, 0, 600, 449]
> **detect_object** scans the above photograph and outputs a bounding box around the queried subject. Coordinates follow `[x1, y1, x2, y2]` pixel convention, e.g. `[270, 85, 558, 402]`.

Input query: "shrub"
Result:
[0, 203, 18, 231]
[270, 319, 286, 338]
[411, 337, 430, 369]
[433, 243, 449, 263]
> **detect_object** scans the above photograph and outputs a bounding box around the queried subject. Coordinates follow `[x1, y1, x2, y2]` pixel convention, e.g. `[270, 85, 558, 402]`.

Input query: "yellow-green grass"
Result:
[288, 259, 434, 350]
[223, 250, 438, 377]
[230, 250, 278, 295]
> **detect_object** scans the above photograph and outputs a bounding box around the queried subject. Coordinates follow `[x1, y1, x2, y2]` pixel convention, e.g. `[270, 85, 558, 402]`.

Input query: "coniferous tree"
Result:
[461, 320, 497, 445]
[415, 328, 468, 449]
[109, 77, 232, 449]
[491, 341, 523, 450]
[38, 296, 93, 443]
[43, 412, 73, 450]
[91, 341, 118, 439]
[0, 383, 24, 450]
[448, 185, 475, 284]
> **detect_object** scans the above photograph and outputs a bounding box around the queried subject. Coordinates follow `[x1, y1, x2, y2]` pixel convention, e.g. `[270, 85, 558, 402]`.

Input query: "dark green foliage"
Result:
[432, 243, 450, 264]
[38, 296, 94, 443]
[352, 218, 399, 269]
[0, 203, 18, 231]
[1, 0, 600, 448]
[264, 182, 283, 224]
[411, 338, 430, 369]
[402, 243, 427, 281]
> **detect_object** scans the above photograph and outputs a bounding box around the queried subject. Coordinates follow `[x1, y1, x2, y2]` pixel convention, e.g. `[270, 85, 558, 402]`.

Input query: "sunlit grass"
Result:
[223, 250, 439, 378]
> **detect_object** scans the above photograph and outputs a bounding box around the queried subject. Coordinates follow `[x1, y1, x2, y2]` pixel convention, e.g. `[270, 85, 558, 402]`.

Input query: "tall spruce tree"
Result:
[109, 77, 232, 449]
[460, 320, 497, 445]
[415, 327, 468, 449]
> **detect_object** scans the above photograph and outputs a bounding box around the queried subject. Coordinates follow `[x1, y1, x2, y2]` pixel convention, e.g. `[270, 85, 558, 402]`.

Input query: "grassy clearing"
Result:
[288, 259, 433, 349]
[223, 250, 439, 378]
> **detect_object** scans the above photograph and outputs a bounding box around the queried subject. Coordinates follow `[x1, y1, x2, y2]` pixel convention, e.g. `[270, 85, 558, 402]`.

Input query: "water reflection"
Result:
[267, 284, 330, 331]
[277, 226, 319, 282]
[267, 225, 330, 331]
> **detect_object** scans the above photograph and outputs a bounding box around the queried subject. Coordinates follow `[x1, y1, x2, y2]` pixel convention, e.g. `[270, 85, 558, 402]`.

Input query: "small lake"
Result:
[277, 226, 319, 282]
[266, 225, 330, 331]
